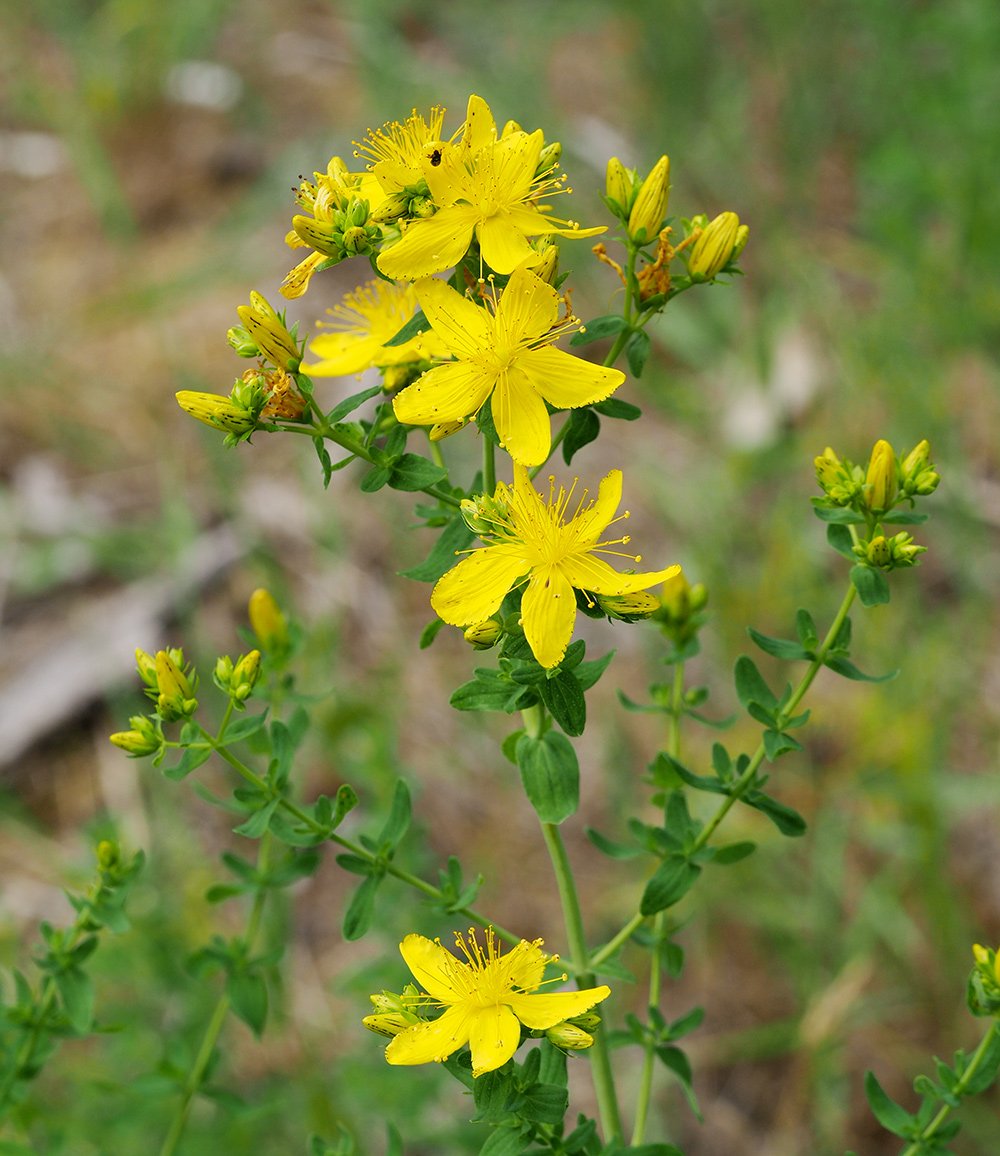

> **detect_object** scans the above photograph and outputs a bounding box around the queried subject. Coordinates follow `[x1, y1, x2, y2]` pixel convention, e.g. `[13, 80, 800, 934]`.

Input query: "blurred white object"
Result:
[164, 60, 243, 111]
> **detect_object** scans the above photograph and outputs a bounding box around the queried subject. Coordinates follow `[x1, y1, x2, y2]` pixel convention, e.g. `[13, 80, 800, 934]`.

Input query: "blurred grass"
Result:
[1, 0, 999, 1152]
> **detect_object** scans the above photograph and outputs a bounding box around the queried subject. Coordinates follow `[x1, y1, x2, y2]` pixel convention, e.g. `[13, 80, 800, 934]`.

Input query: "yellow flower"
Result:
[381, 929, 610, 1077]
[432, 465, 680, 668]
[377, 95, 604, 280]
[305, 279, 448, 377]
[393, 266, 624, 466]
[354, 105, 448, 197]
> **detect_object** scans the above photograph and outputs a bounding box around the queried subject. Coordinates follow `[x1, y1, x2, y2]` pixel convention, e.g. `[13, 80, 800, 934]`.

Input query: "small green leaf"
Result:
[640, 856, 701, 915]
[539, 669, 586, 736]
[326, 384, 381, 422]
[763, 729, 803, 760]
[747, 627, 811, 661]
[592, 397, 642, 421]
[575, 649, 614, 691]
[562, 407, 601, 465]
[360, 465, 392, 493]
[162, 745, 212, 781]
[882, 510, 929, 525]
[519, 1081, 568, 1126]
[586, 827, 643, 859]
[712, 841, 757, 865]
[795, 609, 819, 649]
[378, 779, 412, 847]
[812, 505, 865, 524]
[232, 797, 279, 838]
[343, 872, 381, 941]
[569, 314, 627, 345]
[383, 309, 429, 346]
[227, 971, 268, 1037]
[625, 329, 652, 377]
[734, 655, 779, 711]
[477, 1126, 531, 1156]
[516, 732, 579, 824]
[388, 453, 447, 492]
[863, 1071, 916, 1137]
[401, 515, 476, 582]
[824, 656, 898, 683]
[744, 791, 807, 836]
[55, 967, 94, 1033]
[851, 564, 891, 606]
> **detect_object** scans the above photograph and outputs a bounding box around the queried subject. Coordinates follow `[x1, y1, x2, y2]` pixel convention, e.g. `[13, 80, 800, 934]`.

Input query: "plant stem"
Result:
[483, 435, 496, 495]
[158, 835, 274, 1156]
[898, 1021, 1000, 1155]
[539, 821, 623, 1145]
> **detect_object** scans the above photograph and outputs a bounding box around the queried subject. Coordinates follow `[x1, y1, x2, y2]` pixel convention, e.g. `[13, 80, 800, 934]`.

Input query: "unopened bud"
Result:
[226, 325, 259, 358]
[154, 649, 198, 722]
[545, 1022, 595, 1050]
[464, 620, 503, 650]
[688, 211, 741, 280]
[535, 141, 562, 177]
[248, 588, 289, 653]
[531, 244, 559, 286]
[865, 439, 897, 512]
[605, 156, 633, 218]
[176, 390, 259, 437]
[96, 840, 120, 869]
[900, 439, 940, 497]
[109, 715, 162, 757]
[628, 155, 670, 243]
[236, 294, 301, 372]
[597, 591, 660, 621]
[866, 535, 892, 568]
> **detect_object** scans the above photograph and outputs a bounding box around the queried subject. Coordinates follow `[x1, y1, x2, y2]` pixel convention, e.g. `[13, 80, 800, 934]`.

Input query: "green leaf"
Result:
[593, 397, 642, 421]
[562, 407, 601, 465]
[882, 510, 929, 525]
[472, 1067, 518, 1123]
[569, 314, 627, 345]
[640, 856, 701, 915]
[851, 564, 891, 606]
[712, 841, 756, 865]
[762, 729, 803, 760]
[516, 732, 580, 824]
[162, 745, 211, 781]
[824, 656, 898, 683]
[575, 649, 614, 691]
[227, 971, 268, 1037]
[655, 1045, 702, 1120]
[733, 655, 779, 711]
[383, 309, 429, 346]
[326, 384, 381, 422]
[625, 329, 652, 377]
[55, 966, 94, 1033]
[812, 505, 865, 524]
[478, 1126, 530, 1156]
[378, 780, 412, 847]
[863, 1071, 916, 1137]
[539, 669, 587, 736]
[795, 609, 819, 649]
[963, 1030, 1000, 1093]
[586, 827, 643, 860]
[451, 670, 522, 713]
[360, 464, 392, 493]
[747, 627, 812, 661]
[744, 791, 807, 836]
[224, 713, 269, 744]
[388, 453, 448, 492]
[519, 1081, 568, 1125]
[232, 797, 279, 838]
[537, 1039, 568, 1088]
[400, 515, 476, 582]
[343, 872, 381, 941]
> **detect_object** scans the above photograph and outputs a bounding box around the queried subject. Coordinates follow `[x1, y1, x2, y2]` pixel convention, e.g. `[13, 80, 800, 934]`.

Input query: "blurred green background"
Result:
[1, 1, 999, 1152]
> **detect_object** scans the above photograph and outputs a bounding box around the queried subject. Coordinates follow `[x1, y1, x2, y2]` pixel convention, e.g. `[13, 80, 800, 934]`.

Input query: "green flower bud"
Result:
[409, 195, 436, 219]
[866, 535, 892, 568]
[628, 155, 670, 243]
[531, 244, 560, 286]
[460, 492, 509, 537]
[605, 156, 633, 218]
[535, 140, 562, 177]
[464, 620, 503, 650]
[176, 390, 259, 437]
[226, 325, 259, 358]
[109, 715, 162, 757]
[232, 650, 262, 701]
[96, 840, 121, 870]
[597, 591, 660, 622]
[545, 1022, 595, 1050]
[900, 439, 940, 497]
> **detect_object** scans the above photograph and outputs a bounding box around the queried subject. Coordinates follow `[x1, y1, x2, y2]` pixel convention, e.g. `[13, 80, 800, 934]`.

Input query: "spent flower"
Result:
[375, 929, 610, 1077]
[433, 465, 680, 668]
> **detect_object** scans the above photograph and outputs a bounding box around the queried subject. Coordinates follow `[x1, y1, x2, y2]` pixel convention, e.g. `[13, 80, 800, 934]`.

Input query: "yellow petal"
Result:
[415, 277, 492, 358]
[564, 470, 623, 547]
[519, 347, 625, 410]
[468, 1004, 521, 1076]
[385, 1004, 473, 1066]
[491, 368, 551, 467]
[393, 362, 494, 426]
[506, 985, 611, 1031]
[462, 94, 497, 155]
[521, 567, 578, 668]
[477, 214, 540, 275]
[399, 933, 465, 1002]
[563, 555, 681, 597]
[305, 332, 383, 376]
[432, 548, 530, 626]
[377, 207, 479, 280]
[496, 266, 559, 344]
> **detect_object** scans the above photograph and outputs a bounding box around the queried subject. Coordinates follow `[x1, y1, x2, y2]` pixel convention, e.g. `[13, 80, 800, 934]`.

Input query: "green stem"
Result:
[689, 579, 856, 856]
[483, 435, 496, 495]
[158, 835, 274, 1156]
[898, 1021, 1000, 1155]
[539, 821, 622, 1145]
[194, 727, 517, 942]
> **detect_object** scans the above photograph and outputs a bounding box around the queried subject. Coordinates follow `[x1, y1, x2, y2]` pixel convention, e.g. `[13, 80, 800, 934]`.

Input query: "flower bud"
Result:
[866, 535, 892, 568]
[460, 492, 509, 537]
[900, 439, 940, 497]
[605, 156, 633, 218]
[660, 570, 691, 620]
[429, 419, 468, 441]
[226, 325, 259, 358]
[231, 650, 262, 701]
[531, 244, 560, 286]
[154, 649, 198, 722]
[597, 591, 660, 622]
[176, 390, 259, 437]
[887, 531, 926, 567]
[628, 155, 670, 243]
[865, 439, 897, 513]
[409, 196, 436, 219]
[688, 211, 741, 280]
[236, 293, 301, 372]
[248, 588, 289, 653]
[536, 141, 562, 177]
[545, 1022, 595, 1050]
[464, 620, 503, 650]
[732, 223, 750, 259]
[135, 648, 159, 689]
[362, 1012, 414, 1037]
[96, 840, 121, 870]
[109, 715, 162, 757]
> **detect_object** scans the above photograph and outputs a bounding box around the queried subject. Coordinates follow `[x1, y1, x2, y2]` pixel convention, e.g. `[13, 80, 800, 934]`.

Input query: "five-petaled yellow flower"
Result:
[377, 95, 603, 280]
[392, 266, 624, 466]
[305, 279, 448, 377]
[433, 465, 680, 668]
[382, 929, 610, 1077]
